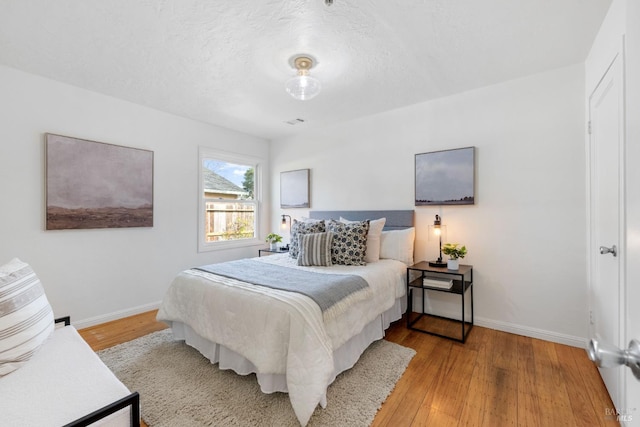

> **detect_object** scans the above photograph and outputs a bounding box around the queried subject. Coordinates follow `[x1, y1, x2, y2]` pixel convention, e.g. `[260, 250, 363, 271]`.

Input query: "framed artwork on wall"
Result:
[45, 133, 154, 230]
[280, 168, 310, 208]
[415, 146, 475, 205]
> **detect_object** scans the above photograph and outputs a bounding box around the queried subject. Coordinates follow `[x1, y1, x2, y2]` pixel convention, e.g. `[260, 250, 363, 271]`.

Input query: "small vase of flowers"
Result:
[266, 233, 283, 250]
[442, 243, 467, 270]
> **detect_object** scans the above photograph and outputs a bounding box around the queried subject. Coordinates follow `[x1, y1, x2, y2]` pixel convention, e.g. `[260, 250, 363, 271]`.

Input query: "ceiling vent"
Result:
[284, 118, 305, 125]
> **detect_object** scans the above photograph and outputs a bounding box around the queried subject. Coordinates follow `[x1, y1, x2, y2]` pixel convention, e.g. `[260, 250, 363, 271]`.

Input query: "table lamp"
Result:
[428, 214, 447, 267]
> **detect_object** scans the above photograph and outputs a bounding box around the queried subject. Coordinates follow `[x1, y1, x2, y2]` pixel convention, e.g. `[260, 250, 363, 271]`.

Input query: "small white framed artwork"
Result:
[280, 169, 310, 208]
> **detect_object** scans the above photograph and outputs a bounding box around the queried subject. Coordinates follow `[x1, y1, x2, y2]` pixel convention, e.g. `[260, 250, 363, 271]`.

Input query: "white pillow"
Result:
[299, 217, 324, 223]
[380, 227, 415, 265]
[0, 258, 54, 377]
[340, 217, 386, 263]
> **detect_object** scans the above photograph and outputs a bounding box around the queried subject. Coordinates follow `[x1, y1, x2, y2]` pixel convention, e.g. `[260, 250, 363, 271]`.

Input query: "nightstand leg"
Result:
[461, 285, 465, 342]
[471, 285, 474, 325]
[407, 289, 413, 327]
[471, 270, 474, 325]
[422, 282, 426, 317]
[406, 269, 410, 328]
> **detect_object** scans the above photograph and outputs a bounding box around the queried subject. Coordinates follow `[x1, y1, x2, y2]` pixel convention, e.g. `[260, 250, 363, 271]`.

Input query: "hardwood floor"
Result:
[79, 310, 167, 352]
[79, 310, 618, 426]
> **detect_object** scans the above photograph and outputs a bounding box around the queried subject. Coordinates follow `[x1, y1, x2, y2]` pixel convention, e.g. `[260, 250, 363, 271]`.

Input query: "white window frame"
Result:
[198, 146, 263, 252]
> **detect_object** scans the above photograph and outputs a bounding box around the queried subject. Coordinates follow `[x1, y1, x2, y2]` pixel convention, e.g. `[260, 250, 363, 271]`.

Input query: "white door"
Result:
[588, 53, 624, 409]
[625, 0, 640, 418]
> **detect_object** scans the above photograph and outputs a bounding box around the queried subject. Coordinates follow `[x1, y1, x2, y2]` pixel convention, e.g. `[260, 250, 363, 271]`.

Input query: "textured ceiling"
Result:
[0, 0, 611, 139]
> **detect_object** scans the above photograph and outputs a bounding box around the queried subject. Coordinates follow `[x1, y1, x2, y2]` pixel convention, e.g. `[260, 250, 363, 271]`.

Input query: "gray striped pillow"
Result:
[297, 232, 333, 266]
[0, 258, 54, 377]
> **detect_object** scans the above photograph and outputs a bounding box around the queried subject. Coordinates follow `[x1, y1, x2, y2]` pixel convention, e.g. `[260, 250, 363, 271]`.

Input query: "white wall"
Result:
[0, 65, 269, 327]
[271, 64, 588, 346]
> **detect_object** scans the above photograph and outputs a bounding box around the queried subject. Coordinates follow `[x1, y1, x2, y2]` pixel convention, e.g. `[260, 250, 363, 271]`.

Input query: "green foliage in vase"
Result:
[265, 233, 283, 244]
[442, 243, 467, 260]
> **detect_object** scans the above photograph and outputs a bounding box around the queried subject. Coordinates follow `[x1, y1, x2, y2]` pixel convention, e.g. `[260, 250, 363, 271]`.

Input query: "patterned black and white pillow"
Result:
[289, 219, 326, 259]
[326, 219, 370, 266]
[297, 232, 333, 266]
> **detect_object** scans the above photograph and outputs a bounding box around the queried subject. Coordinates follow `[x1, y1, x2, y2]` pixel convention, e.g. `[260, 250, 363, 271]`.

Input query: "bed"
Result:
[156, 210, 414, 426]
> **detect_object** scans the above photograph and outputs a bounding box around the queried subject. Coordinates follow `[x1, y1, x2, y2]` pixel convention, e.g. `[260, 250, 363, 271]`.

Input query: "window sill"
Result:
[198, 238, 262, 253]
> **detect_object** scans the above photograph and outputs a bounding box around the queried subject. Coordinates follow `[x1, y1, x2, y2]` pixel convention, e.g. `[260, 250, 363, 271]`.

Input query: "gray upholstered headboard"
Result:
[309, 210, 414, 231]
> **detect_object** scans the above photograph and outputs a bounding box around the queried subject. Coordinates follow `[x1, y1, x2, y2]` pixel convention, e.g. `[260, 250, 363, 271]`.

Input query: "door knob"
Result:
[599, 245, 617, 256]
[587, 339, 640, 380]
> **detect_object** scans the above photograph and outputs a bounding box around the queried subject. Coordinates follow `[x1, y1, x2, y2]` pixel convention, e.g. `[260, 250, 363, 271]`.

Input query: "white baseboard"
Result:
[73, 301, 162, 330]
[474, 316, 587, 349]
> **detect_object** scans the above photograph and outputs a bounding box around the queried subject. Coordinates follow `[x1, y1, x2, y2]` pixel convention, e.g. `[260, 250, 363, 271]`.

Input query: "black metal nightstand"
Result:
[258, 248, 289, 257]
[406, 261, 474, 343]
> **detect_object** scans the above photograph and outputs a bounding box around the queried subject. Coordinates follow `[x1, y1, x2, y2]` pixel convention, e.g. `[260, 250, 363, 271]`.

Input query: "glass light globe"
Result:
[285, 74, 321, 101]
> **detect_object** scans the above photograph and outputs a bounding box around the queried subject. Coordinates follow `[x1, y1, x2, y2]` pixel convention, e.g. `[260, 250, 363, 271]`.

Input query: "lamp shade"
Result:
[285, 74, 321, 100]
[281, 214, 292, 230]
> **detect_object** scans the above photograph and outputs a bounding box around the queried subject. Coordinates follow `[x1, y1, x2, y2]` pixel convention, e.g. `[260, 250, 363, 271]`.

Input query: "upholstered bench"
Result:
[0, 317, 139, 426]
[0, 258, 139, 426]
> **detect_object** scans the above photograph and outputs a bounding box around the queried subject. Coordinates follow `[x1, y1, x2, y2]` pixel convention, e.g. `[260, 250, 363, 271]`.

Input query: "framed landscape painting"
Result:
[280, 169, 310, 208]
[415, 147, 475, 205]
[45, 133, 154, 230]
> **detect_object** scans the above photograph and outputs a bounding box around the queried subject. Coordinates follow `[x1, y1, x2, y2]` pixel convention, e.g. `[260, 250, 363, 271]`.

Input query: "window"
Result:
[198, 147, 262, 252]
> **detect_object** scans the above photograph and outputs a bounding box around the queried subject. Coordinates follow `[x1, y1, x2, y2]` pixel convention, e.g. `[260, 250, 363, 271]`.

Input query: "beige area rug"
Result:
[98, 329, 415, 427]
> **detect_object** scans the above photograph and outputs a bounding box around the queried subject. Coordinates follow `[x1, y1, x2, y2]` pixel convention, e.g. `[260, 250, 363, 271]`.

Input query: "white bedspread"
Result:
[156, 254, 406, 426]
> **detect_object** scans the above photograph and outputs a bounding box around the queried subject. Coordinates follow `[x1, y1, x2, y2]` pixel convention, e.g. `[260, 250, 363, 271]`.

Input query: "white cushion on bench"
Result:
[0, 325, 132, 426]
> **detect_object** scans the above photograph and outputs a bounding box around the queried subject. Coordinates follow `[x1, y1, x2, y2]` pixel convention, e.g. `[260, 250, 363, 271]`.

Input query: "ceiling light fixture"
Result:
[285, 56, 321, 101]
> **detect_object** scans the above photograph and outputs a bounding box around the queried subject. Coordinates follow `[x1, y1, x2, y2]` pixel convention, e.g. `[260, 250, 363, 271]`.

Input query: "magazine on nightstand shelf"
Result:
[423, 277, 453, 289]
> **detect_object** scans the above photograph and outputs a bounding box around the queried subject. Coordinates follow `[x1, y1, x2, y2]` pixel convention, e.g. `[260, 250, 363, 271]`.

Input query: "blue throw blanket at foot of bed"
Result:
[194, 259, 370, 318]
